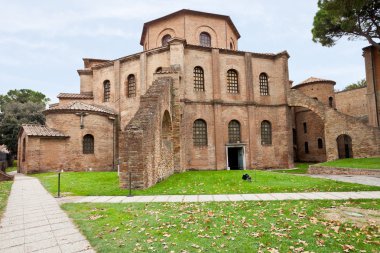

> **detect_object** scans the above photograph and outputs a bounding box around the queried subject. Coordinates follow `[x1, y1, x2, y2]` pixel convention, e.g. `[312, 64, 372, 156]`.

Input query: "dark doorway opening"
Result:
[227, 147, 244, 170]
[337, 134, 353, 159]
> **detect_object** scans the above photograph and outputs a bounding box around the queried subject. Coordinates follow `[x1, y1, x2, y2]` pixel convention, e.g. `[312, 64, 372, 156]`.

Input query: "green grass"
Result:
[5, 160, 17, 173]
[272, 163, 312, 174]
[0, 181, 13, 216]
[319, 157, 380, 169]
[62, 199, 380, 253]
[32, 170, 380, 197]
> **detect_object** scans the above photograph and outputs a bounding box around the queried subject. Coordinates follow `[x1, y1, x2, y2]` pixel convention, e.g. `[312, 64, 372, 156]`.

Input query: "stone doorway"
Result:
[226, 146, 245, 170]
[337, 134, 353, 159]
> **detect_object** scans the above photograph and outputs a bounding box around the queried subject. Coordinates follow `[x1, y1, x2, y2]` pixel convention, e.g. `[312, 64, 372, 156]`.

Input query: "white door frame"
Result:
[225, 144, 246, 170]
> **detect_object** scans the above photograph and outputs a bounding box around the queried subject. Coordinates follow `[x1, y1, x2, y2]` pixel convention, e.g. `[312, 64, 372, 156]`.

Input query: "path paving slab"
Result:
[0, 174, 94, 253]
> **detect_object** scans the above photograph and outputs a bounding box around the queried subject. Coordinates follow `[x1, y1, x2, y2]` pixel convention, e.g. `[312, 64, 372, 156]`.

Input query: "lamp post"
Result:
[57, 169, 64, 198]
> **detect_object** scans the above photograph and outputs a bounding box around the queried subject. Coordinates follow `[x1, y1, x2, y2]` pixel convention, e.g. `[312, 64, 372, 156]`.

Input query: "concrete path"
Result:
[69, 191, 380, 204]
[309, 175, 380, 187]
[0, 174, 95, 253]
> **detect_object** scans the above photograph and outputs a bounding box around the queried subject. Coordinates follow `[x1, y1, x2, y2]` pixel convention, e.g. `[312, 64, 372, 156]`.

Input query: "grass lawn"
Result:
[272, 163, 312, 174]
[62, 199, 380, 253]
[32, 170, 380, 196]
[319, 157, 380, 169]
[0, 181, 13, 216]
[5, 160, 17, 173]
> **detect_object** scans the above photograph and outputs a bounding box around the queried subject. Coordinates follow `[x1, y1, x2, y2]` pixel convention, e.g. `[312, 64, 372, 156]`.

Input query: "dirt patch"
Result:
[322, 207, 380, 228]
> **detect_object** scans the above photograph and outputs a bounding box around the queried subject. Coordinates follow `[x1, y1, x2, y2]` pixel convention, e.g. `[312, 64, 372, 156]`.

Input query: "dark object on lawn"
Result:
[242, 173, 252, 182]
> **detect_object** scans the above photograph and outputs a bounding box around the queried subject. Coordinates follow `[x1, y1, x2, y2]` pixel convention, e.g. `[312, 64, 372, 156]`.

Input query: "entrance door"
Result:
[337, 134, 353, 159]
[227, 147, 244, 170]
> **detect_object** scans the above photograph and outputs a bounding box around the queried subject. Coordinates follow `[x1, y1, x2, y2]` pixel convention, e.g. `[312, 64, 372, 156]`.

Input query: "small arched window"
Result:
[193, 66, 205, 91]
[162, 34, 172, 46]
[259, 73, 269, 96]
[103, 80, 110, 102]
[156, 67, 162, 73]
[261, 121, 272, 145]
[83, 134, 94, 154]
[329, 97, 333, 107]
[199, 32, 211, 47]
[318, 138, 323, 149]
[228, 120, 241, 143]
[127, 74, 136, 97]
[227, 69, 239, 93]
[22, 138, 26, 162]
[193, 119, 207, 146]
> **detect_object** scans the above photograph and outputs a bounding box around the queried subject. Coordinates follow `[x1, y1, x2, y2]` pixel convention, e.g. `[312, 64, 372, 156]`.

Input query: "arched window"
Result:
[304, 142, 309, 154]
[193, 119, 207, 146]
[259, 73, 269, 96]
[103, 80, 110, 102]
[83, 134, 94, 154]
[318, 138, 323, 149]
[22, 138, 26, 162]
[227, 69, 239, 93]
[162, 34, 171, 46]
[261, 121, 272, 145]
[127, 74, 136, 97]
[329, 97, 333, 107]
[228, 120, 241, 143]
[156, 67, 162, 73]
[199, 32, 211, 47]
[193, 66, 205, 91]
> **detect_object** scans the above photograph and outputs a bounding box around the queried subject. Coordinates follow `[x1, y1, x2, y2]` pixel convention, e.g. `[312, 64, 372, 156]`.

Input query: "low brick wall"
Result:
[308, 166, 380, 176]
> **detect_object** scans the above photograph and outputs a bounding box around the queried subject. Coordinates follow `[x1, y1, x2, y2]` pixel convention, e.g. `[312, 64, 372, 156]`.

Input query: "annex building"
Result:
[17, 10, 380, 189]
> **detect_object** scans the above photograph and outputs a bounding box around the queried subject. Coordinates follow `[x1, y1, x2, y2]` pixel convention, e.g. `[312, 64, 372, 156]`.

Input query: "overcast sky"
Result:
[0, 0, 370, 103]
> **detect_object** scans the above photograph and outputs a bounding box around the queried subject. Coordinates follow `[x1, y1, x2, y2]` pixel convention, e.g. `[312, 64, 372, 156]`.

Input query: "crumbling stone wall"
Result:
[288, 89, 380, 160]
[120, 76, 175, 189]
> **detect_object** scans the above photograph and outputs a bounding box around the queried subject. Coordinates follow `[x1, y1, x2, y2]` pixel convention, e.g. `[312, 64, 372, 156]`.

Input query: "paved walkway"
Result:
[69, 191, 380, 204]
[0, 174, 94, 253]
[310, 175, 380, 187]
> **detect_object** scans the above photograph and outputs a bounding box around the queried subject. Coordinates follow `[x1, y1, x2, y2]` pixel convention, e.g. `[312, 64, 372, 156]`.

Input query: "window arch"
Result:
[103, 80, 110, 102]
[83, 134, 94, 154]
[227, 69, 239, 93]
[127, 74, 136, 97]
[259, 73, 269, 96]
[228, 120, 241, 143]
[162, 34, 171, 46]
[193, 66, 205, 91]
[261, 120, 272, 145]
[318, 138, 323, 149]
[199, 32, 211, 47]
[193, 119, 207, 146]
[329, 96, 333, 107]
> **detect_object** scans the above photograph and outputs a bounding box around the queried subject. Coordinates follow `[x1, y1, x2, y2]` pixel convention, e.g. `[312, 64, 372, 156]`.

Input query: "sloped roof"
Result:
[44, 101, 115, 115]
[21, 124, 68, 138]
[292, 77, 336, 89]
[57, 93, 94, 99]
[140, 9, 241, 45]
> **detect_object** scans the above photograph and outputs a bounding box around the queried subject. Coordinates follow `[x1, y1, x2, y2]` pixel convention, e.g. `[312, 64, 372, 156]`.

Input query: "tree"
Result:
[312, 0, 380, 50]
[344, 79, 367, 90]
[0, 89, 50, 112]
[0, 89, 49, 155]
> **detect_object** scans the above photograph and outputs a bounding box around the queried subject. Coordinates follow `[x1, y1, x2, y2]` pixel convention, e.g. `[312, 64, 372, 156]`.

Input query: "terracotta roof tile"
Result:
[21, 124, 68, 137]
[57, 93, 94, 99]
[299, 77, 336, 85]
[44, 101, 115, 115]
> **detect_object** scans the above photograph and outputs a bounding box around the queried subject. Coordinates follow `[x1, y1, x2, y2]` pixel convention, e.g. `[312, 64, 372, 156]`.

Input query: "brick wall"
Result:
[335, 87, 368, 120]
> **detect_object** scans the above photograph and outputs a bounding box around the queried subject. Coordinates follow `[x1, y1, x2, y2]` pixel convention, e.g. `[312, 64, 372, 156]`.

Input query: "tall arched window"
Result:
[227, 69, 239, 93]
[193, 66, 205, 91]
[318, 138, 323, 149]
[199, 32, 211, 47]
[162, 34, 171, 46]
[259, 73, 269, 96]
[228, 120, 241, 143]
[127, 74, 136, 97]
[103, 80, 110, 102]
[193, 119, 207, 146]
[83, 134, 94, 154]
[261, 120, 272, 145]
[22, 138, 26, 162]
[329, 97, 333, 107]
